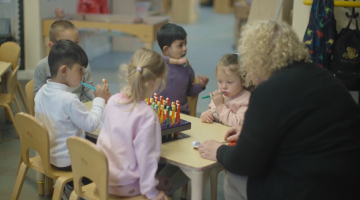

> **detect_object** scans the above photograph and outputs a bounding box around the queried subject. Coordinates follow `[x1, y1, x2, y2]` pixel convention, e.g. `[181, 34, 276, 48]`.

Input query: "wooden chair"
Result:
[11, 112, 73, 200]
[66, 136, 172, 200]
[187, 77, 199, 117]
[25, 79, 54, 196]
[25, 79, 34, 116]
[0, 41, 30, 114]
[0, 65, 21, 143]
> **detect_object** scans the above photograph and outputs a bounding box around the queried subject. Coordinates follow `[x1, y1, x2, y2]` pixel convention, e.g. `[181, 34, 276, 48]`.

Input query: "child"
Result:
[156, 23, 209, 115]
[34, 40, 109, 197]
[96, 48, 171, 200]
[200, 54, 251, 126]
[34, 20, 108, 102]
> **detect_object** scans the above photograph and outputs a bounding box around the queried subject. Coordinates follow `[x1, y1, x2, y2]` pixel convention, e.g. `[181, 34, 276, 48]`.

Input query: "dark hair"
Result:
[49, 20, 76, 42]
[157, 23, 187, 52]
[48, 40, 88, 78]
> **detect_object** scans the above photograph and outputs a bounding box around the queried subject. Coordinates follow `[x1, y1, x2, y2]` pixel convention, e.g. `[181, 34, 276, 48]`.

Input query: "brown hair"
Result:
[49, 20, 77, 42]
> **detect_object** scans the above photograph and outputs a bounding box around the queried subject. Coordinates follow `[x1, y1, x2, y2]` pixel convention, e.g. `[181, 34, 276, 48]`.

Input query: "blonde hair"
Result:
[238, 20, 310, 86]
[119, 48, 167, 109]
[216, 54, 254, 91]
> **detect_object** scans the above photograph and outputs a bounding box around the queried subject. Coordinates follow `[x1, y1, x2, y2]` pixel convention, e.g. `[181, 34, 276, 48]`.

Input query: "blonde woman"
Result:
[199, 21, 360, 200]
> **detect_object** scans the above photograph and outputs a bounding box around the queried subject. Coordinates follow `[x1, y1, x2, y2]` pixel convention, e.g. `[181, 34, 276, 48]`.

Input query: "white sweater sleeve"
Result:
[67, 97, 105, 132]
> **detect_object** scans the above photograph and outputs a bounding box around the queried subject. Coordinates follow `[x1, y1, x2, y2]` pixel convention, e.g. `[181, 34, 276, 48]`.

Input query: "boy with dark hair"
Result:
[157, 23, 209, 115]
[35, 41, 109, 199]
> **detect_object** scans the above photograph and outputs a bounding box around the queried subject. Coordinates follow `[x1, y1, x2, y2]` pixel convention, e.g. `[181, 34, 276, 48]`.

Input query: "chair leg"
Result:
[17, 153, 22, 174]
[3, 104, 19, 137]
[69, 191, 80, 200]
[10, 163, 29, 200]
[0, 129, 1, 143]
[46, 176, 54, 195]
[52, 176, 72, 200]
[14, 97, 22, 112]
[17, 82, 30, 113]
[37, 182, 44, 196]
[181, 184, 188, 200]
[210, 166, 225, 200]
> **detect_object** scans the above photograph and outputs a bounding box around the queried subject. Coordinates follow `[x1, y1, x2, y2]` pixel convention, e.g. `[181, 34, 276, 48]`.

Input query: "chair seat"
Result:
[29, 156, 73, 179]
[0, 93, 12, 104]
[78, 183, 171, 200]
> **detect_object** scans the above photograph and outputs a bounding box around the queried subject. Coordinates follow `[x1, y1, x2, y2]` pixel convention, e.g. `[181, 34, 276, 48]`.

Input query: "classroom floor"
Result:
[0, 6, 359, 200]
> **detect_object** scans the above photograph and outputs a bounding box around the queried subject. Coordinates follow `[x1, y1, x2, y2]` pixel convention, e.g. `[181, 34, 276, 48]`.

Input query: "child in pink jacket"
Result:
[97, 48, 170, 200]
[201, 54, 251, 126]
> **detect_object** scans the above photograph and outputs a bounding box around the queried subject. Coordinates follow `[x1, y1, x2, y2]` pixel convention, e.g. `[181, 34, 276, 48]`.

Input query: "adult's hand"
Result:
[199, 140, 223, 161]
[224, 125, 242, 142]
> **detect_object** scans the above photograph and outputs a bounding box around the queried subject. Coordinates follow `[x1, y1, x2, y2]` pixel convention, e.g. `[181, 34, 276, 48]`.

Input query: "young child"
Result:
[156, 23, 209, 115]
[34, 20, 108, 102]
[96, 48, 171, 200]
[35, 40, 109, 169]
[201, 54, 251, 126]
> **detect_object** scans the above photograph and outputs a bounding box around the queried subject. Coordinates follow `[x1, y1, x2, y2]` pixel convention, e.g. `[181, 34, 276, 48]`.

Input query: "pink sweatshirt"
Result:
[202, 90, 251, 126]
[96, 93, 161, 199]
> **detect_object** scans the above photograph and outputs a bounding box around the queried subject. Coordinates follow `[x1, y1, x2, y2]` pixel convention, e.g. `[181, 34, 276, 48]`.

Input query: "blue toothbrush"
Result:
[81, 82, 97, 91]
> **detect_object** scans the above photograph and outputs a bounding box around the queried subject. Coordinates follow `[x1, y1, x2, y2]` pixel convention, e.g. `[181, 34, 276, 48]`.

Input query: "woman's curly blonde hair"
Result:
[238, 20, 310, 86]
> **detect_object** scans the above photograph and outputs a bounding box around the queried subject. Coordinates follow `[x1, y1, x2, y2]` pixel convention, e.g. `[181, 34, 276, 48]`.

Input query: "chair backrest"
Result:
[0, 41, 20, 70]
[187, 77, 199, 117]
[25, 79, 35, 116]
[5, 65, 19, 99]
[15, 112, 53, 175]
[67, 136, 109, 200]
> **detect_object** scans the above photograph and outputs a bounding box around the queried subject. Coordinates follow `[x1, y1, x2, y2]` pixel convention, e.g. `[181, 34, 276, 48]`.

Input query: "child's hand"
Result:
[224, 125, 242, 142]
[105, 92, 112, 103]
[177, 57, 189, 66]
[198, 75, 209, 88]
[210, 89, 224, 107]
[151, 191, 168, 200]
[200, 110, 214, 123]
[94, 84, 109, 100]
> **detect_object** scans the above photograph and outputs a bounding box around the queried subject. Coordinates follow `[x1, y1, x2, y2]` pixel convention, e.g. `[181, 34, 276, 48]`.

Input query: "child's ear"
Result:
[59, 65, 67, 77]
[163, 46, 170, 56]
[48, 41, 55, 48]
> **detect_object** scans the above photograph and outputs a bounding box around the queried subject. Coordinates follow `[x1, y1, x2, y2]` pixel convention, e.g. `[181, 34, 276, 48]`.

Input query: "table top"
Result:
[83, 101, 229, 171]
[0, 61, 11, 77]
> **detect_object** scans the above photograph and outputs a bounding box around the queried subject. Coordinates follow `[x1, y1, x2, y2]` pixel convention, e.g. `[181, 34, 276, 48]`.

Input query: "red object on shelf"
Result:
[77, 0, 110, 14]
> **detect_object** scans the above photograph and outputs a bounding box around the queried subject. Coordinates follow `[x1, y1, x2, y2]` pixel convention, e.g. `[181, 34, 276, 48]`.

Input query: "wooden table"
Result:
[42, 14, 169, 54]
[83, 101, 229, 200]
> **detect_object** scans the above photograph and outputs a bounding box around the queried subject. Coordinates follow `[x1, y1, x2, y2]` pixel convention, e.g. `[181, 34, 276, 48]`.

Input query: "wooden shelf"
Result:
[303, 0, 360, 8]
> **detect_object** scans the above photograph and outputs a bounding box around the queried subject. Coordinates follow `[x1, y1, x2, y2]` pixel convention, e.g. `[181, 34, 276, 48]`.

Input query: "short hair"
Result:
[49, 20, 76, 43]
[157, 23, 187, 52]
[48, 40, 88, 78]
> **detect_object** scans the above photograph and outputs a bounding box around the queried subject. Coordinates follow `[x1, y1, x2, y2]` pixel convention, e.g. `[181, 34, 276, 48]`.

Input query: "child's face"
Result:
[165, 39, 187, 59]
[49, 29, 79, 47]
[65, 63, 85, 88]
[216, 68, 244, 98]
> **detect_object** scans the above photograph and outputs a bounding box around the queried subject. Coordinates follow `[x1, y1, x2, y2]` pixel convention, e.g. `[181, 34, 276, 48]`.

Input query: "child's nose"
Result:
[183, 44, 187, 51]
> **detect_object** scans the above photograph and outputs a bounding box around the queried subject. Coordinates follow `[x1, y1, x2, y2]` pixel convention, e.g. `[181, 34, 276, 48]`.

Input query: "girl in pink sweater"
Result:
[97, 48, 170, 200]
[200, 54, 251, 126]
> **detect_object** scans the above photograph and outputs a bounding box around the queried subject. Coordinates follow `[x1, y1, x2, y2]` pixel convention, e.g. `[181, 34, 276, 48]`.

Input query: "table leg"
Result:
[144, 42, 153, 50]
[179, 167, 209, 200]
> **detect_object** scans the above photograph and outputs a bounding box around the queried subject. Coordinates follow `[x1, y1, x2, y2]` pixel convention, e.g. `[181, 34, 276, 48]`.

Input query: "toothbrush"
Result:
[81, 82, 97, 91]
[102, 79, 107, 84]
